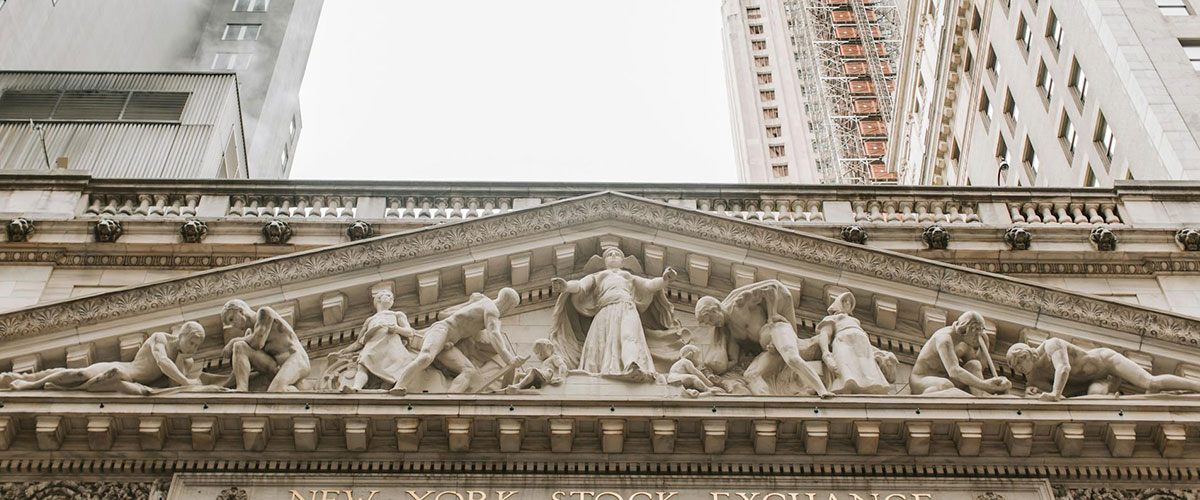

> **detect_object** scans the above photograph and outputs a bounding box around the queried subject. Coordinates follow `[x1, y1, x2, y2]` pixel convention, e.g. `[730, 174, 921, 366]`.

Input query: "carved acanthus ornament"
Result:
[1054, 487, 1200, 500]
[0, 480, 167, 500]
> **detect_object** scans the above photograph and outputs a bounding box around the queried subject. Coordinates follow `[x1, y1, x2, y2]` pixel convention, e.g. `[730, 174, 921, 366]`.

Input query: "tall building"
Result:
[724, 0, 903, 184]
[0, 0, 322, 179]
[893, 0, 1200, 187]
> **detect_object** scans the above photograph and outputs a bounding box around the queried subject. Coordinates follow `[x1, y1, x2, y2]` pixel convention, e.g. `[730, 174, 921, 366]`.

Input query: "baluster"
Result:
[1009, 203, 1025, 223]
[117, 196, 137, 216]
[1069, 203, 1087, 224]
[713, 199, 728, 214]
[964, 204, 981, 223]
[386, 198, 401, 219]
[464, 198, 480, 218]
[343, 196, 358, 218]
[149, 195, 168, 216]
[1102, 204, 1120, 224]
[448, 197, 465, 219]
[1054, 204, 1072, 225]
[853, 201, 868, 222]
[324, 196, 342, 218]
[947, 203, 963, 223]
[697, 199, 713, 212]
[85, 195, 104, 216]
[280, 197, 297, 218]
[308, 196, 324, 218]
[916, 201, 932, 223]
[496, 198, 512, 214]
[1037, 203, 1057, 224]
[931, 201, 948, 223]
[433, 198, 449, 219]
[897, 202, 914, 223]
[1021, 203, 1041, 223]
[228, 196, 246, 217]
[1085, 204, 1103, 224]
[808, 200, 824, 221]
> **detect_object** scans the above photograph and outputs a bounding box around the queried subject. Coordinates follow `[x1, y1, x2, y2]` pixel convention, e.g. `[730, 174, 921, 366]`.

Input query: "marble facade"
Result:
[2, 172, 1200, 499]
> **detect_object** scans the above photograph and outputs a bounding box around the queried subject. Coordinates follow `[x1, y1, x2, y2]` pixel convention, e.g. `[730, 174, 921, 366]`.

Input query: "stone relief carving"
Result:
[0, 321, 228, 395]
[347, 220, 374, 241]
[921, 224, 949, 249]
[841, 225, 869, 244]
[180, 219, 209, 243]
[390, 288, 522, 394]
[94, 216, 123, 243]
[1090, 226, 1117, 251]
[817, 292, 898, 394]
[1054, 486, 1200, 500]
[2, 193, 1199, 355]
[976, 494, 1006, 500]
[910, 311, 1011, 397]
[548, 248, 685, 382]
[1004, 226, 1033, 250]
[6, 217, 34, 242]
[1008, 338, 1200, 400]
[221, 300, 311, 392]
[0, 480, 168, 500]
[216, 486, 250, 500]
[262, 219, 293, 244]
[667, 344, 724, 397]
[695, 280, 832, 397]
[504, 338, 569, 393]
[1177, 228, 1200, 251]
[325, 287, 423, 392]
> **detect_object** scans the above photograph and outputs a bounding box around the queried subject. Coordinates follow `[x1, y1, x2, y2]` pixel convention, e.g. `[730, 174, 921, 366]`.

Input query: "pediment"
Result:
[1, 191, 1199, 380]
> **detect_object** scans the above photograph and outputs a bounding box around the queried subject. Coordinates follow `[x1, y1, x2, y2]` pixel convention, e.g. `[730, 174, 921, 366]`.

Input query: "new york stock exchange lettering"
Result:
[282, 489, 939, 500]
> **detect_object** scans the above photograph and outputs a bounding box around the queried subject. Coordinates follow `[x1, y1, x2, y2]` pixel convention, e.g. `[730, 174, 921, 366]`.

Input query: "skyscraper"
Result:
[892, 0, 1200, 187]
[0, 0, 322, 179]
[724, 0, 903, 184]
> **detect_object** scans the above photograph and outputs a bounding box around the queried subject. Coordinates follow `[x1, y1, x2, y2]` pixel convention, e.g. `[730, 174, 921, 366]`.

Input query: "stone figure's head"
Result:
[533, 338, 556, 360]
[827, 292, 856, 315]
[495, 287, 520, 315]
[680, 344, 701, 362]
[177, 321, 206, 355]
[1005, 342, 1036, 375]
[694, 296, 724, 327]
[220, 299, 256, 331]
[6, 217, 34, 242]
[602, 247, 625, 270]
[952, 311, 986, 345]
[372, 289, 394, 311]
[873, 349, 899, 383]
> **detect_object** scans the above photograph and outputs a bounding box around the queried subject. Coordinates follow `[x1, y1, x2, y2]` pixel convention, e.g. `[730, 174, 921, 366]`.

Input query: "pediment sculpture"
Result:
[5, 264, 1200, 401]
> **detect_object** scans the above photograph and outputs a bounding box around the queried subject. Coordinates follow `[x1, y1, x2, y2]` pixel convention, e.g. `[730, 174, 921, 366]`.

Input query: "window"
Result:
[222, 24, 261, 41]
[1095, 112, 1115, 160]
[746, 6, 761, 19]
[1184, 41, 1200, 70]
[773, 165, 789, 177]
[1158, 0, 1191, 16]
[1045, 10, 1063, 51]
[971, 8, 982, 32]
[281, 147, 289, 169]
[1069, 58, 1089, 103]
[1017, 14, 1032, 50]
[986, 46, 1000, 75]
[289, 116, 297, 138]
[1059, 113, 1078, 155]
[0, 90, 189, 122]
[1036, 60, 1054, 101]
[1023, 138, 1040, 176]
[233, 0, 268, 12]
[1085, 166, 1100, 187]
[979, 91, 993, 121]
[997, 137, 1013, 168]
[212, 52, 253, 70]
[1003, 90, 1020, 124]
[965, 50, 975, 74]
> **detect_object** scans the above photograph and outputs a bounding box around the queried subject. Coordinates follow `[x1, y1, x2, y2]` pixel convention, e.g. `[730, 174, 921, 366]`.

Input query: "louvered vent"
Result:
[0, 89, 189, 122]
[0, 90, 60, 120]
[122, 92, 190, 121]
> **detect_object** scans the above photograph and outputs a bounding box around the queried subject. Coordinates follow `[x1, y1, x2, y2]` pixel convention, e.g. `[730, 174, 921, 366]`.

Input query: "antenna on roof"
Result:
[29, 119, 51, 170]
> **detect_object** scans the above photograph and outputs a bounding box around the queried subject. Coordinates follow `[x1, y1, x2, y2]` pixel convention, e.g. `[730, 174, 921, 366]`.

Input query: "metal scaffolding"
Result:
[786, 0, 901, 184]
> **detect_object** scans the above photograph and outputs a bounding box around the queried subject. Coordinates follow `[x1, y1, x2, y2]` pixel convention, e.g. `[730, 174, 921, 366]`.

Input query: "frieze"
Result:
[0, 193, 1198, 351]
[1053, 487, 1200, 500]
[0, 480, 168, 500]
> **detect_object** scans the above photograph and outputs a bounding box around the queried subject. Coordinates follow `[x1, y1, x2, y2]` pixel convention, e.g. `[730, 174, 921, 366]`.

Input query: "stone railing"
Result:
[1, 172, 1196, 230]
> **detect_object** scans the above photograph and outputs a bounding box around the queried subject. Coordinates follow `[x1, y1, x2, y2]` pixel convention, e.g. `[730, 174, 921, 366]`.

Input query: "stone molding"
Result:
[1053, 487, 1200, 500]
[0, 480, 167, 500]
[0, 192, 1198, 349]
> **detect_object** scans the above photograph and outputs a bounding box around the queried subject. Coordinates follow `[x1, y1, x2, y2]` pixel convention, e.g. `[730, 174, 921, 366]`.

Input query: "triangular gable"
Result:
[0, 191, 1197, 351]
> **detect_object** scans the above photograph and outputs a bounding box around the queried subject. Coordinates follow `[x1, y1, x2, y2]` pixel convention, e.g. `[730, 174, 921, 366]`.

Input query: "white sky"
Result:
[290, 0, 737, 183]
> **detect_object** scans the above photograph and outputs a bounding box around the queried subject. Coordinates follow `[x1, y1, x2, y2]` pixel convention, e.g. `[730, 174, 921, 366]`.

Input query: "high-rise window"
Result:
[1184, 41, 1200, 69]
[212, 52, 253, 70]
[1059, 113, 1078, 155]
[1003, 90, 1020, 124]
[233, 0, 268, 12]
[979, 91, 993, 122]
[1085, 166, 1100, 187]
[986, 46, 1000, 75]
[1036, 60, 1054, 101]
[1045, 10, 1064, 52]
[1158, 0, 1191, 16]
[281, 148, 289, 169]
[1023, 138, 1040, 176]
[997, 137, 1013, 169]
[222, 24, 261, 41]
[1017, 15, 1032, 50]
[1095, 113, 1116, 160]
[1069, 58, 1089, 103]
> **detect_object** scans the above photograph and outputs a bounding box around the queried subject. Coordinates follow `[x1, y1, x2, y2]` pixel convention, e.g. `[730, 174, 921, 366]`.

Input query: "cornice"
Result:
[1, 192, 1198, 349]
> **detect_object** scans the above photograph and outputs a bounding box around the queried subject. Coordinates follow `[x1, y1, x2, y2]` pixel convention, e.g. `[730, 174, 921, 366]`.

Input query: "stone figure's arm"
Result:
[484, 309, 517, 364]
[1045, 341, 1072, 400]
[250, 308, 280, 350]
[815, 323, 838, 375]
[149, 334, 196, 386]
[632, 274, 667, 293]
[549, 355, 569, 383]
[935, 335, 993, 391]
[552, 274, 590, 295]
[685, 359, 710, 382]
